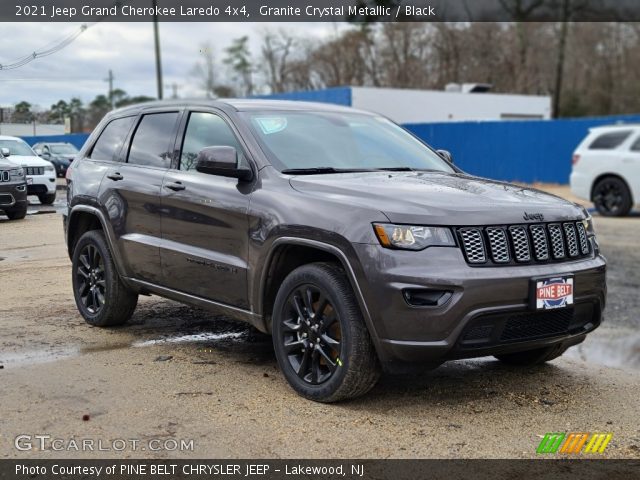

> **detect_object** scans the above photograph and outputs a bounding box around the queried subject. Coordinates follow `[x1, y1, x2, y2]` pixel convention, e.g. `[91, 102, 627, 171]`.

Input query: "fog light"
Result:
[403, 289, 452, 307]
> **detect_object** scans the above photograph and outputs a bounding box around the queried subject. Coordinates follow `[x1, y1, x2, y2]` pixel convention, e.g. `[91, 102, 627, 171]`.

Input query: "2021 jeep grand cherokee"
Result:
[64, 100, 606, 402]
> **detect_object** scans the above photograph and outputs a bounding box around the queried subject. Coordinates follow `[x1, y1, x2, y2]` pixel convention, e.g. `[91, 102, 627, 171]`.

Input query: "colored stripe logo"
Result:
[537, 433, 612, 454]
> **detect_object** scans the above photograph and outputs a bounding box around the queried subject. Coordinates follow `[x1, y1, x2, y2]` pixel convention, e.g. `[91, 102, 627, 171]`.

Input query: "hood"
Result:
[0, 158, 21, 170]
[289, 171, 585, 225]
[9, 155, 54, 168]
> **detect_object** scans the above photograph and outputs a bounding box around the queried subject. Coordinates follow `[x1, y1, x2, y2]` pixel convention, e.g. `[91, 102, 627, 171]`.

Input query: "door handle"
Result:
[106, 172, 123, 181]
[165, 181, 186, 191]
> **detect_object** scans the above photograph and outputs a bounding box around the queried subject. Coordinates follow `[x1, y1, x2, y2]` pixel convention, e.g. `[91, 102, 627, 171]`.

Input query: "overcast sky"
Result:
[0, 22, 344, 110]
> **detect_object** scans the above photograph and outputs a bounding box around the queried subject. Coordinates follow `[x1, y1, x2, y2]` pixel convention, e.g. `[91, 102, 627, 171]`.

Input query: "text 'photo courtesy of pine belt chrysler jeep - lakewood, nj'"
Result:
[62, 99, 606, 402]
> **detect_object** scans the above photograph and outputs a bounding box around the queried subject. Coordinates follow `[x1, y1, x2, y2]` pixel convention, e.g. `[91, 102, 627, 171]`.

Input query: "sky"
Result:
[0, 22, 344, 111]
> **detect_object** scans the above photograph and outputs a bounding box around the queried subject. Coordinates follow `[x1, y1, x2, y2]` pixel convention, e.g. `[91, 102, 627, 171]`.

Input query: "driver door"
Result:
[159, 110, 253, 309]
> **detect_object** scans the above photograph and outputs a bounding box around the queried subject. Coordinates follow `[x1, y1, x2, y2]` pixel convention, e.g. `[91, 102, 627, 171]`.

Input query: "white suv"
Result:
[0, 135, 57, 205]
[570, 125, 640, 216]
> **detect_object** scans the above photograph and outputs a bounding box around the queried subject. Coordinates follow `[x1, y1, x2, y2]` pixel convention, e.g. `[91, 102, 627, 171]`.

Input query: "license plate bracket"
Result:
[530, 275, 574, 310]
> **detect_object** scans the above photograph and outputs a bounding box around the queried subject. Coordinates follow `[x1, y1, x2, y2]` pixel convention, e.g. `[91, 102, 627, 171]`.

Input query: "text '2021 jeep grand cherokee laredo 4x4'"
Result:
[64, 100, 606, 402]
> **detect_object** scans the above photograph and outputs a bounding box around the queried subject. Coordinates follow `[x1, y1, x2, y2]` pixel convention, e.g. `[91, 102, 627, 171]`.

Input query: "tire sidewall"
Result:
[272, 266, 354, 401]
[594, 177, 632, 217]
[71, 230, 115, 326]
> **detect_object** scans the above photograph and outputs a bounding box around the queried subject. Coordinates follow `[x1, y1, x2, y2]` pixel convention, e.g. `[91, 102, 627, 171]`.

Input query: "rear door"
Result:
[159, 109, 253, 309]
[622, 134, 640, 199]
[99, 110, 181, 283]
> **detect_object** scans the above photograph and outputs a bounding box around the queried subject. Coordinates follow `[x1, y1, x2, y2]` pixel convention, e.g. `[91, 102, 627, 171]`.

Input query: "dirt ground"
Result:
[1, 187, 639, 459]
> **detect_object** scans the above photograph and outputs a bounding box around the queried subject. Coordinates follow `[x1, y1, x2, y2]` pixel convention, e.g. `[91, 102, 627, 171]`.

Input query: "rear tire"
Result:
[72, 230, 138, 327]
[494, 344, 568, 366]
[272, 262, 380, 402]
[592, 176, 632, 217]
[38, 192, 56, 205]
[5, 205, 27, 220]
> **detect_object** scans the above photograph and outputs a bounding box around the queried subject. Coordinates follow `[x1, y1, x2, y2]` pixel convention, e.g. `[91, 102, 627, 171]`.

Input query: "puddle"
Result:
[132, 331, 245, 347]
[0, 347, 78, 367]
[565, 327, 640, 370]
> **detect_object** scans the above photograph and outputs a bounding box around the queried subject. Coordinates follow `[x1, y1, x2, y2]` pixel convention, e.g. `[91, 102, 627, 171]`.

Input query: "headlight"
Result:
[373, 223, 456, 250]
[10, 167, 24, 178]
[44, 165, 55, 173]
[580, 208, 594, 235]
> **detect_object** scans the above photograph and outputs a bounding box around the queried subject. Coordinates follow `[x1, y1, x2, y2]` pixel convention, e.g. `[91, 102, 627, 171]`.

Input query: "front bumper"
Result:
[0, 181, 28, 211]
[26, 173, 56, 195]
[352, 242, 606, 366]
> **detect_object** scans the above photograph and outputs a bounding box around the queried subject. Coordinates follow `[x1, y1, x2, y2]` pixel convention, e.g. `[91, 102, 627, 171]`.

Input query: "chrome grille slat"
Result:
[485, 227, 510, 263]
[576, 223, 590, 255]
[508, 226, 531, 262]
[529, 225, 549, 261]
[548, 224, 566, 259]
[563, 223, 579, 257]
[459, 228, 486, 264]
[457, 220, 590, 266]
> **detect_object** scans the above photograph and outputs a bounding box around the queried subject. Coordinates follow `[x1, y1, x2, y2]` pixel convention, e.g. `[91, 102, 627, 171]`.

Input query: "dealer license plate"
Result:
[531, 275, 574, 310]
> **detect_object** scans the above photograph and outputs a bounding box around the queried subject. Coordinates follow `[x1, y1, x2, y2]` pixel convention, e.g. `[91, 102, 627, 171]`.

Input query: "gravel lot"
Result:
[0, 188, 639, 459]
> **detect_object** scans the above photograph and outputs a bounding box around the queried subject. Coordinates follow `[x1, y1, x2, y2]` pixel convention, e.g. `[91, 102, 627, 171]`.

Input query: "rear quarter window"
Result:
[89, 116, 136, 161]
[588, 130, 632, 150]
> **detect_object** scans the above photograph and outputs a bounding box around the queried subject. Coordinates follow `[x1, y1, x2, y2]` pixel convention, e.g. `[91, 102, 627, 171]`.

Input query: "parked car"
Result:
[570, 124, 640, 216]
[0, 148, 28, 220]
[64, 100, 606, 402]
[32, 142, 79, 178]
[0, 136, 56, 205]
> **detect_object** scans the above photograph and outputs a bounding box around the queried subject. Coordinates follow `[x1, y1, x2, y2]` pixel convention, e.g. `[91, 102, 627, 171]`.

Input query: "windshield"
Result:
[50, 144, 78, 155]
[0, 139, 36, 157]
[241, 111, 455, 173]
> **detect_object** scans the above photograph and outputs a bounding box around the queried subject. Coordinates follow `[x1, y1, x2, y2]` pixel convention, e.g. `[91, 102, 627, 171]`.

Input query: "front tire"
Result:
[272, 262, 380, 402]
[592, 176, 632, 217]
[72, 230, 138, 327]
[5, 205, 27, 220]
[494, 344, 567, 366]
[38, 192, 56, 205]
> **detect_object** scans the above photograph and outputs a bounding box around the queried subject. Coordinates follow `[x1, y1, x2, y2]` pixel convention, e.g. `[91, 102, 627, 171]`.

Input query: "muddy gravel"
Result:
[1, 190, 639, 459]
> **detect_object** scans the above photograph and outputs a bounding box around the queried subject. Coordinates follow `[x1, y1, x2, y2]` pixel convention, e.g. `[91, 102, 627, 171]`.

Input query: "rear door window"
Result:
[89, 116, 136, 161]
[127, 112, 180, 168]
[588, 130, 632, 150]
[629, 136, 640, 152]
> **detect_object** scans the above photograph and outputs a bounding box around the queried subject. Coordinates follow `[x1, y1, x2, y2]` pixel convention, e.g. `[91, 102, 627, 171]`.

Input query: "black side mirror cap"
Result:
[195, 146, 253, 181]
[437, 149, 453, 164]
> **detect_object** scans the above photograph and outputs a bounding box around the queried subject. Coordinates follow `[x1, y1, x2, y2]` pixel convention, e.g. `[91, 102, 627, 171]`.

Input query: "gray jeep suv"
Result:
[63, 100, 606, 402]
[0, 149, 28, 220]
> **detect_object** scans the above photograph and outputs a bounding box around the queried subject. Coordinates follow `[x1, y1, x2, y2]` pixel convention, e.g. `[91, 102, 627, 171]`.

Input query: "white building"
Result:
[261, 85, 552, 124]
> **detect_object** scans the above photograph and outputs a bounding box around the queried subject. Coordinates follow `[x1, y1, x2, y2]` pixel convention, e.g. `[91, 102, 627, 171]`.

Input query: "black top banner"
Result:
[5, 0, 640, 22]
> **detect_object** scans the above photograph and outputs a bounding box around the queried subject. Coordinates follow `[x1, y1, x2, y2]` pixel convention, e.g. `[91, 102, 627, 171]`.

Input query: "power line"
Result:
[0, 24, 92, 71]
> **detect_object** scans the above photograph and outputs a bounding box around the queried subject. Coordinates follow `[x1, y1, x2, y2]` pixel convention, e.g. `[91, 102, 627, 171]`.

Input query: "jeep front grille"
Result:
[25, 167, 44, 176]
[457, 221, 591, 266]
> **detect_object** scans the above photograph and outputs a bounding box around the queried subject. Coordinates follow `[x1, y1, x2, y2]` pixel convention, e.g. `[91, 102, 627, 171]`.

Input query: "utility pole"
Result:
[152, 0, 163, 100]
[105, 69, 114, 109]
[165, 82, 182, 99]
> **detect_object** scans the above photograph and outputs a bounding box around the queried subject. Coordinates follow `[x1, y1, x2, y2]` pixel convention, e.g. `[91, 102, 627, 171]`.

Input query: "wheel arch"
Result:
[66, 205, 128, 278]
[590, 173, 634, 204]
[259, 238, 378, 343]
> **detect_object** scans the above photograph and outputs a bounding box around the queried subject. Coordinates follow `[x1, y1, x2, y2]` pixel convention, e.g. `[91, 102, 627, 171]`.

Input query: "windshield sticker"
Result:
[255, 117, 288, 135]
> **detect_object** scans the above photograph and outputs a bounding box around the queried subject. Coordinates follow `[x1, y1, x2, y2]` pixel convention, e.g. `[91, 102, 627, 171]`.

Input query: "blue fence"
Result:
[19, 113, 640, 184]
[22, 133, 90, 150]
[406, 114, 640, 184]
[253, 86, 352, 106]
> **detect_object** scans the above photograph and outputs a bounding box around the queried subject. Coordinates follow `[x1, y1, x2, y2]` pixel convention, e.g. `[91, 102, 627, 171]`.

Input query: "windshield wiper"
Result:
[281, 167, 371, 175]
[373, 167, 415, 171]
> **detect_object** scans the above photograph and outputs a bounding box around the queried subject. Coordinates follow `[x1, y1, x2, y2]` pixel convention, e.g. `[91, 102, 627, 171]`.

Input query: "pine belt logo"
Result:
[537, 432, 613, 454]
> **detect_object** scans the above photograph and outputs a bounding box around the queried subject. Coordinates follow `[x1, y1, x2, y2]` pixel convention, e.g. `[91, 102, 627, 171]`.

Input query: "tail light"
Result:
[65, 162, 73, 181]
[572, 154, 580, 165]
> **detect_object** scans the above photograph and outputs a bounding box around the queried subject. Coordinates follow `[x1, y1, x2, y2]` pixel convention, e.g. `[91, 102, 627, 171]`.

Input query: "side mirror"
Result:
[437, 149, 453, 164]
[1, 147, 10, 157]
[195, 146, 252, 180]
[41, 151, 51, 158]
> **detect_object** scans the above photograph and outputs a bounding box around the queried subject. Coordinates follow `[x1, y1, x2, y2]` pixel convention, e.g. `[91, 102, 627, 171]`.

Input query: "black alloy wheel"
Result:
[76, 243, 106, 314]
[592, 176, 632, 217]
[272, 262, 380, 402]
[71, 230, 138, 327]
[281, 284, 342, 385]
